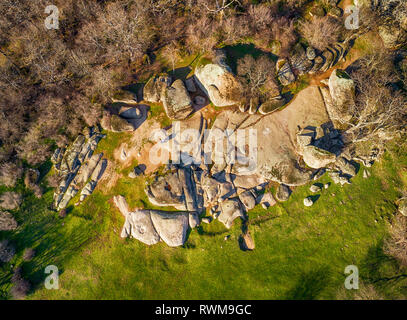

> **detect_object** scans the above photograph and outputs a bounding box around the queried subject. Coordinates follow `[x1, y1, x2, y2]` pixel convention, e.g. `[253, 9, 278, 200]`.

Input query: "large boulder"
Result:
[101, 113, 134, 132]
[143, 74, 172, 103]
[161, 79, 194, 120]
[121, 210, 161, 245]
[238, 190, 256, 211]
[327, 69, 355, 123]
[302, 145, 336, 169]
[150, 211, 189, 247]
[195, 59, 242, 107]
[275, 184, 291, 202]
[218, 198, 245, 229]
[146, 172, 186, 210]
[258, 96, 286, 115]
[289, 43, 314, 75]
[335, 157, 357, 176]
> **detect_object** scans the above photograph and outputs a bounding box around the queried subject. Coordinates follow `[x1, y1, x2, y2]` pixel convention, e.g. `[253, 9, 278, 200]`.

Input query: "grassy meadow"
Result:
[1, 131, 406, 299]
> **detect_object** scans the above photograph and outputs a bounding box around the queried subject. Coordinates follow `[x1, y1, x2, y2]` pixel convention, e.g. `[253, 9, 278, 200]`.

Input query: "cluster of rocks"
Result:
[145, 163, 275, 232]
[143, 73, 206, 120]
[51, 127, 107, 211]
[296, 124, 343, 169]
[101, 103, 148, 132]
[277, 41, 349, 86]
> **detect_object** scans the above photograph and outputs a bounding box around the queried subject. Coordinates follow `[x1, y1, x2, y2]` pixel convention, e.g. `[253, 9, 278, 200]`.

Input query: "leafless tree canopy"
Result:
[299, 16, 344, 51]
[344, 52, 407, 147]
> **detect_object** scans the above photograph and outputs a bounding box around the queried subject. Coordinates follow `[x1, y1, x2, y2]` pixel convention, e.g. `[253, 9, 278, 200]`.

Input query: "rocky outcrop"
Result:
[101, 113, 134, 132]
[161, 79, 194, 120]
[52, 127, 107, 210]
[218, 198, 245, 229]
[195, 50, 242, 107]
[143, 74, 172, 103]
[327, 69, 355, 124]
[144, 74, 194, 120]
[302, 145, 336, 169]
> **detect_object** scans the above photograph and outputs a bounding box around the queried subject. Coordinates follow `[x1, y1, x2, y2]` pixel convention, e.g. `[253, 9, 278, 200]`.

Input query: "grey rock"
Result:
[336, 157, 357, 176]
[150, 211, 189, 247]
[162, 79, 194, 120]
[304, 197, 314, 207]
[310, 184, 321, 193]
[143, 73, 172, 103]
[218, 198, 245, 229]
[189, 212, 200, 228]
[302, 145, 336, 169]
[276, 184, 291, 202]
[238, 190, 256, 211]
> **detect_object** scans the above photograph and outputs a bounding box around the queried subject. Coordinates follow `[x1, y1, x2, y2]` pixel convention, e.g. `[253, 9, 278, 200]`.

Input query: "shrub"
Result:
[299, 16, 344, 51]
[384, 214, 407, 268]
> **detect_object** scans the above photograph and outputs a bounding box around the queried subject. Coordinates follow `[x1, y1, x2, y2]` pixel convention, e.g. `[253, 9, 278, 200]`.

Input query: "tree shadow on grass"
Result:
[284, 266, 332, 300]
[359, 241, 407, 290]
[223, 44, 278, 74]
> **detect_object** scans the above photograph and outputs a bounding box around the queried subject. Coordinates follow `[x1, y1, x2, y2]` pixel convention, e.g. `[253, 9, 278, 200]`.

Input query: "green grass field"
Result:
[1, 134, 406, 300]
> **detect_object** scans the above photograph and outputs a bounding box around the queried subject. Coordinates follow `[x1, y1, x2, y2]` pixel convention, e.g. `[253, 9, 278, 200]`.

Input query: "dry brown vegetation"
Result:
[299, 16, 344, 51]
[384, 214, 407, 268]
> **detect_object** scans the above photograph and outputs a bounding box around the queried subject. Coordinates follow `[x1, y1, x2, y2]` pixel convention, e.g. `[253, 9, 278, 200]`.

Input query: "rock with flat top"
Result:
[218, 198, 245, 229]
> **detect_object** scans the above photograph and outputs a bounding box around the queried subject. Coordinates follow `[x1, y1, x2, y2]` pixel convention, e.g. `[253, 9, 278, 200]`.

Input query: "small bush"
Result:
[299, 16, 343, 51]
[10, 267, 31, 300]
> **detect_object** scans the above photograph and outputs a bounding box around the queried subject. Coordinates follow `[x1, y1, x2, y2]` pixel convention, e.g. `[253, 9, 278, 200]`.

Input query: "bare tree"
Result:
[299, 16, 344, 51]
[199, 0, 241, 20]
[163, 41, 181, 71]
[342, 53, 407, 147]
[237, 55, 279, 98]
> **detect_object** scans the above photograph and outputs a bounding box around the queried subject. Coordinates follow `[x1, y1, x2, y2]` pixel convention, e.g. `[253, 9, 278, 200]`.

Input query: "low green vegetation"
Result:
[1, 131, 406, 299]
